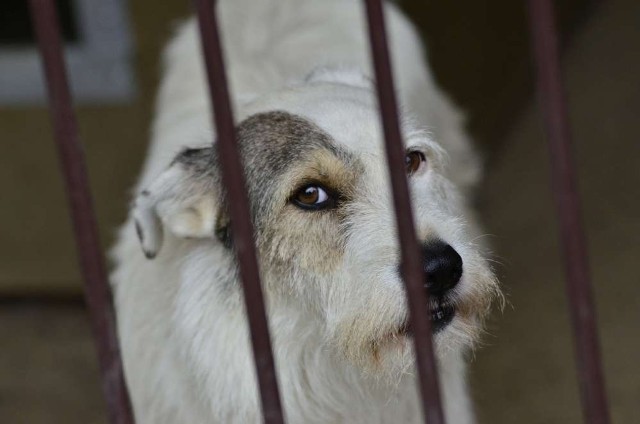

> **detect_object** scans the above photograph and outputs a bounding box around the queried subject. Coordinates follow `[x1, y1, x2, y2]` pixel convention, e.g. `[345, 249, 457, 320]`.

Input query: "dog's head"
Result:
[133, 70, 499, 376]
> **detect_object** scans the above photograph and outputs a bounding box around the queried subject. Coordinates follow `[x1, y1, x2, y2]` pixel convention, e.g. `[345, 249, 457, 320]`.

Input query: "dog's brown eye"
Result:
[405, 151, 425, 175]
[292, 185, 333, 210]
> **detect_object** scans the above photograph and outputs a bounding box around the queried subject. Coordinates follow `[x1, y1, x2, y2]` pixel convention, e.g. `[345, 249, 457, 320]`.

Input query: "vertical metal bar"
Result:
[192, 1, 285, 423]
[526, 1, 611, 423]
[363, 1, 446, 423]
[27, 1, 134, 423]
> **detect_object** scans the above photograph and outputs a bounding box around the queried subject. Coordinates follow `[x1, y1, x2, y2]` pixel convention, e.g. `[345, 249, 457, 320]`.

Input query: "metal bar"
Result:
[192, 1, 285, 423]
[526, 1, 611, 423]
[27, 1, 134, 423]
[363, 1, 446, 423]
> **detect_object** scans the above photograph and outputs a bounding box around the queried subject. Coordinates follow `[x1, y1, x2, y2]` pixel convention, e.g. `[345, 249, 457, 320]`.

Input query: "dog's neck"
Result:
[168, 247, 419, 422]
[208, 301, 423, 423]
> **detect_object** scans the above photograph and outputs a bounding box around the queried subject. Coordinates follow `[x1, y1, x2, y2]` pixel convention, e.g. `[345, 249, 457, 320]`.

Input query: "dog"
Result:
[111, 0, 500, 422]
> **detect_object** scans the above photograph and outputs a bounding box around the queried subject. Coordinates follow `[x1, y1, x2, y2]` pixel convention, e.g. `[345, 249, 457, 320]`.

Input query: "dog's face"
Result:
[134, 73, 499, 377]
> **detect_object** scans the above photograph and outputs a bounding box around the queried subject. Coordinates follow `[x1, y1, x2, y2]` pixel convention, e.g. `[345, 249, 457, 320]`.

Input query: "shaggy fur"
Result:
[111, 0, 500, 422]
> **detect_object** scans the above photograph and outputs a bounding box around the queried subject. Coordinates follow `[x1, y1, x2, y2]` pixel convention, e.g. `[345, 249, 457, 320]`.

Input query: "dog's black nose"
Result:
[422, 241, 463, 296]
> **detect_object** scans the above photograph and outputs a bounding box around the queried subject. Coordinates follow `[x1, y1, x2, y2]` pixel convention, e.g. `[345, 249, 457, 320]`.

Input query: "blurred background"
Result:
[1, 0, 638, 422]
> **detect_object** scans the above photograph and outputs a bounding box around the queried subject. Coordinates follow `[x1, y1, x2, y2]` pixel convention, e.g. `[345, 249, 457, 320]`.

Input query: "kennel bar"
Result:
[363, 0, 446, 423]
[527, 1, 611, 424]
[27, 0, 134, 423]
[193, 0, 286, 423]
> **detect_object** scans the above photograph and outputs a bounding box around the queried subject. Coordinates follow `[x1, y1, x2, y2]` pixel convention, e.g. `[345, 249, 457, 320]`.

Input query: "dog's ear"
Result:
[132, 147, 226, 259]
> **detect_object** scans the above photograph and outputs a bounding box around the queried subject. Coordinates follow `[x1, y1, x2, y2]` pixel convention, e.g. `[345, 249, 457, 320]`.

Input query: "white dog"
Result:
[111, 0, 500, 423]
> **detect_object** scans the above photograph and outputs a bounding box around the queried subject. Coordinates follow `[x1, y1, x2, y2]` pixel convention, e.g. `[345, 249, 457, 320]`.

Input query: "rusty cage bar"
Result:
[362, 0, 446, 422]
[193, 0, 286, 422]
[526, 0, 611, 423]
[28, 0, 611, 423]
[27, 0, 134, 423]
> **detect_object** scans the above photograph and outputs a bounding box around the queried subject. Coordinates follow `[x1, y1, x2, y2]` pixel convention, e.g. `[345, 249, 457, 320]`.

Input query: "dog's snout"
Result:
[422, 241, 463, 296]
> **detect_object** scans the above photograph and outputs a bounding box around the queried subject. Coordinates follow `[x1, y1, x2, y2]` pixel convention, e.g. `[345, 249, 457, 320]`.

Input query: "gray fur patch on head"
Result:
[235, 111, 354, 223]
[231, 111, 362, 287]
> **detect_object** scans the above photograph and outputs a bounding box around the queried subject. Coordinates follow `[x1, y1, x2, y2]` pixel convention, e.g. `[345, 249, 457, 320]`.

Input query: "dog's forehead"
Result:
[240, 83, 385, 155]
[237, 110, 346, 169]
[235, 110, 361, 221]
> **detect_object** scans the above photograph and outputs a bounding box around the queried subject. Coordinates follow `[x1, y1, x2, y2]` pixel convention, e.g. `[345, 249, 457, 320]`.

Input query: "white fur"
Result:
[111, 1, 496, 422]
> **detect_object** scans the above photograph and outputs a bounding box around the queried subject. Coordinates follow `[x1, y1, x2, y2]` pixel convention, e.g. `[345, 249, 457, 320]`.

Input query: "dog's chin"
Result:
[372, 298, 484, 370]
[333, 288, 493, 379]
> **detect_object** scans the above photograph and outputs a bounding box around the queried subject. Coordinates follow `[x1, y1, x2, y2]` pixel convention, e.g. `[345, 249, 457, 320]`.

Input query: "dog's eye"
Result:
[292, 185, 334, 210]
[405, 151, 426, 175]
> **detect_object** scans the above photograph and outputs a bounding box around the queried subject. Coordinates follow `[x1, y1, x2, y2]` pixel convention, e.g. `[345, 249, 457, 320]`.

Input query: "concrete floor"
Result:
[1, 0, 638, 422]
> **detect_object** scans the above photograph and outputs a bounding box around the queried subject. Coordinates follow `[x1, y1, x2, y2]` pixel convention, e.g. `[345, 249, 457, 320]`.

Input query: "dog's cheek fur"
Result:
[262, 209, 345, 278]
[234, 112, 361, 303]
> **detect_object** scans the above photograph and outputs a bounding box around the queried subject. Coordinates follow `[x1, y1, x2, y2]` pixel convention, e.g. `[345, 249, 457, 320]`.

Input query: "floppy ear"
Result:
[132, 147, 227, 259]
